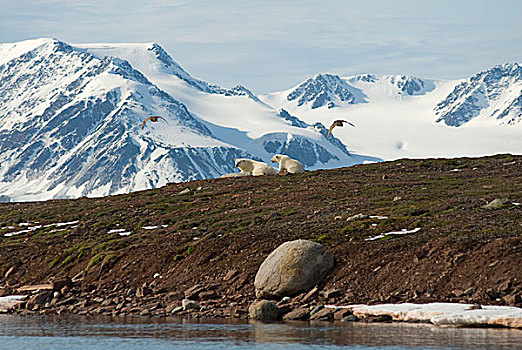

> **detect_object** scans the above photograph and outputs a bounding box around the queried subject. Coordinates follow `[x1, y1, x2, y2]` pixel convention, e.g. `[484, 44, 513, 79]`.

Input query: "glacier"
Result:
[262, 70, 522, 160]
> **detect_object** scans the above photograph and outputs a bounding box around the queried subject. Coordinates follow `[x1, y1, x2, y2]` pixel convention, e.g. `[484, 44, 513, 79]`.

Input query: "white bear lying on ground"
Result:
[271, 154, 305, 174]
[222, 158, 277, 177]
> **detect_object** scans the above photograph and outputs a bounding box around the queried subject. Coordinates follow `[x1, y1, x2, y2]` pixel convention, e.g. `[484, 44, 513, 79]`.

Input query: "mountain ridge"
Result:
[435, 63, 522, 126]
[0, 38, 372, 201]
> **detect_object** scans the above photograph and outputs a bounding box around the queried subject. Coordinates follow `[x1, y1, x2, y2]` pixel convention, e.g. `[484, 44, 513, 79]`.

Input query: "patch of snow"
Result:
[107, 228, 126, 234]
[365, 227, 421, 241]
[43, 220, 79, 228]
[4, 225, 42, 237]
[142, 225, 159, 230]
[0, 295, 26, 312]
[118, 231, 132, 236]
[49, 228, 67, 233]
[431, 308, 522, 328]
[369, 215, 388, 220]
[332, 302, 522, 329]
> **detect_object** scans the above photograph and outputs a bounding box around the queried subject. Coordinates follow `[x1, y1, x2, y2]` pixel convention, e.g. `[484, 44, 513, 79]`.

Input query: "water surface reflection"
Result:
[1, 315, 520, 349]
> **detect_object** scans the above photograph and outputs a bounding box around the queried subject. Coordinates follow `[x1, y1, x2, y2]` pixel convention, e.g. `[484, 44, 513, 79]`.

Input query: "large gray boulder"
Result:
[254, 239, 334, 298]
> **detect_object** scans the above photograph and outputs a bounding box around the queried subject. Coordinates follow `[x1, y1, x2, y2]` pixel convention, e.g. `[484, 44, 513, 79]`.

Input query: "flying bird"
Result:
[327, 120, 355, 138]
[141, 115, 166, 129]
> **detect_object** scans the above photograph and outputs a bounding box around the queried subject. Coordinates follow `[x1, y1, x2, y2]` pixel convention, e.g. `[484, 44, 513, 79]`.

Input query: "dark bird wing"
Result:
[327, 122, 336, 138]
[327, 119, 355, 138]
[141, 116, 152, 129]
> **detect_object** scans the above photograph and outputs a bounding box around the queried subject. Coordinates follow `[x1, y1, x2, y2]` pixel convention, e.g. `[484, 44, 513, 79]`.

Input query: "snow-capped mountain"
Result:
[74, 42, 373, 167]
[1, 37, 520, 202]
[285, 73, 367, 109]
[262, 69, 522, 160]
[0, 38, 373, 201]
[435, 63, 522, 126]
[264, 73, 437, 111]
[0, 39, 254, 201]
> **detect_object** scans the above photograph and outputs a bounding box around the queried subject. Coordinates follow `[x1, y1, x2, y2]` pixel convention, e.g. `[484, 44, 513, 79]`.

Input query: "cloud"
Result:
[0, 0, 521, 93]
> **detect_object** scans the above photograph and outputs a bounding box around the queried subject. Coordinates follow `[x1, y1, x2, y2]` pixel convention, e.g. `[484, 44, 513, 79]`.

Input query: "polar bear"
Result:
[234, 158, 277, 176]
[271, 154, 305, 174]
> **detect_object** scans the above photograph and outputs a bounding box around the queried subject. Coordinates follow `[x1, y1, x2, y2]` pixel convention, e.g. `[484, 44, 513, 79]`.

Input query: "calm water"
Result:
[1, 315, 521, 349]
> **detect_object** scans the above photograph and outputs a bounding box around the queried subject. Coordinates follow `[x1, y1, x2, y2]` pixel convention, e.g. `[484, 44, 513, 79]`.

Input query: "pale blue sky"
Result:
[1, 0, 521, 93]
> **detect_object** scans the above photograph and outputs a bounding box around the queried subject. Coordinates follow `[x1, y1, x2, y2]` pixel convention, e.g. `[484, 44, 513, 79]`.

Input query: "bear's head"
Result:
[234, 158, 243, 167]
[271, 154, 282, 163]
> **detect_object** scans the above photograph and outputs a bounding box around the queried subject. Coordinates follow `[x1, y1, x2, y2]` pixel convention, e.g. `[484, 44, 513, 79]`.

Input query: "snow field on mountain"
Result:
[75, 43, 362, 169]
[262, 75, 522, 160]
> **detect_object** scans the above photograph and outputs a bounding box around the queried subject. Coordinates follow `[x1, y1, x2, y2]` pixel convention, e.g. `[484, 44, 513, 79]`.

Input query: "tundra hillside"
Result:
[0, 154, 521, 318]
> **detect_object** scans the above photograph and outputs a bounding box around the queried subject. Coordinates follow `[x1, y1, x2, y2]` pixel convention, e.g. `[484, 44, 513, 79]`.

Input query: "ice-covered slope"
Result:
[0, 39, 254, 201]
[74, 42, 375, 168]
[435, 63, 522, 126]
[262, 71, 522, 160]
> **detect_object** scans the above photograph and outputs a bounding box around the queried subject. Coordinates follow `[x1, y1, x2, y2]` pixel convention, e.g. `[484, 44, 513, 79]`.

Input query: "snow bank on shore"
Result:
[334, 302, 522, 328]
[0, 295, 25, 313]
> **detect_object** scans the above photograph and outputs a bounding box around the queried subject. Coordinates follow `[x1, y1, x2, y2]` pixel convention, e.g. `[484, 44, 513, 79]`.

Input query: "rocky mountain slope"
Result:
[262, 68, 522, 160]
[435, 63, 522, 126]
[0, 39, 373, 201]
[0, 154, 520, 318]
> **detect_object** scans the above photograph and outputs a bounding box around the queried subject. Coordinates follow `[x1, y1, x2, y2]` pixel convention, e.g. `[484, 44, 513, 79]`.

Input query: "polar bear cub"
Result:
[234, 158, 277, 176]
[271, 154, 305, 174]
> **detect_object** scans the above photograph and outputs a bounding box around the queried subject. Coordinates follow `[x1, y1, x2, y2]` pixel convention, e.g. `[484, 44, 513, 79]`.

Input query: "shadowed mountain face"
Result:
[0, 39, 254, 200]
[0, 39, 369, 201]
[435, 63, 522, 126]
[287, 73, 367, 109]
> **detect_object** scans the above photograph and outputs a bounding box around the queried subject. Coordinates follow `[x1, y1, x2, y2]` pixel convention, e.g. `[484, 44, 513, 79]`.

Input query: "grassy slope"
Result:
[0, 154, 521, 306]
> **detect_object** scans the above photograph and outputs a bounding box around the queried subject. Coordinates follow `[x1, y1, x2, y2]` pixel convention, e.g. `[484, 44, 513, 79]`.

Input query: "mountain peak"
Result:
[287, 73, 365, 109]
[0, 37, 67, 66]
[147, 42, 177, 67]
[386, 75, 433, 96]
[436, 62, 522, 126]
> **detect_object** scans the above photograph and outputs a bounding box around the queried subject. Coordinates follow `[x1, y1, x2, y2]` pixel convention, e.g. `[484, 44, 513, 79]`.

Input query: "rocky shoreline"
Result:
[3, 286, 522, 329]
